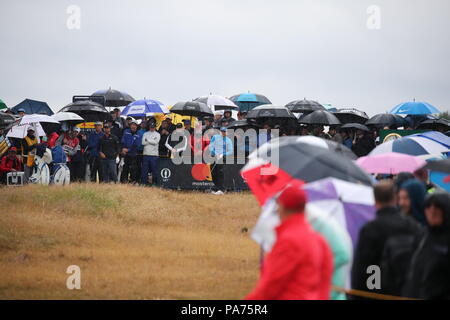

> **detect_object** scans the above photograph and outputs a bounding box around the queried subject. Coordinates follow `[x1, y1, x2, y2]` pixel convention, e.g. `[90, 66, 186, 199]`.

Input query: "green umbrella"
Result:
[0, 98, 7, 110]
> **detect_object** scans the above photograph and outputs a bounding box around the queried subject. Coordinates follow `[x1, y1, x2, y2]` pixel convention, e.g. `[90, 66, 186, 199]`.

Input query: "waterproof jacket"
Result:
[142, 131, 160, 156]
[121, 129, 140, 157]
[245, 214, 333, 300]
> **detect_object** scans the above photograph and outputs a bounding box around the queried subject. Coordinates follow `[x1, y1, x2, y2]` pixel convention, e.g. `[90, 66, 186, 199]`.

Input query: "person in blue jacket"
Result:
[120, 120, 140, 183]
[208, 127, 233, 195]
[87, 122, 104, 182]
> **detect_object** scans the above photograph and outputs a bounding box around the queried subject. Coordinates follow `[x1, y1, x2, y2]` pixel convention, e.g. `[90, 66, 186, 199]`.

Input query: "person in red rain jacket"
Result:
[0, 147, 22, 183]
[245, 185, 333, 300]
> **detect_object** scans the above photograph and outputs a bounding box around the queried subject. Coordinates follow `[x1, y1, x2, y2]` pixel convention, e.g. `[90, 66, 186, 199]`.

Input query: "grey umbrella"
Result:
[171, 101, 213, 118]
[285, 99, 325, 114]
[299, 110, 341, 125]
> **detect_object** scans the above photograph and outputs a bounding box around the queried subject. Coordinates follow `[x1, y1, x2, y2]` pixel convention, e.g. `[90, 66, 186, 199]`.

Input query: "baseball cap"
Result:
[149, 123, 156, 128]
[18, 108, 25, 113]
[130, 120, 138, 125]
[103, 123, 111, 128]
[220, 127, 227, 132]
[277, 185, 307, 212]
[73, 127, 81, 132]
[94, 121, 103, 126]
[176, 123, 183, 129]
[9, 147, 17, 152]
[183, 119, 191, 125]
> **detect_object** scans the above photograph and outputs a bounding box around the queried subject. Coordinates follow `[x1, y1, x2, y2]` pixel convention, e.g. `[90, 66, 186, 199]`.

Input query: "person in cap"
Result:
[141, 123, 160, 185]
[208, 127, 233, 195]
[61, 127, 81, 180]
[213, 111, 223, 128]
[223, 110, 236, 123]
[202, 117, 214, 133]
[183, 119, 194, 135]
[120, 120, 140, 183]
[165, 123, 188, 159]
[99, 123, 120, 183]
[0, 147, 22, 183]
[21, 127, 38, 182]
[328, 125, 343, 144]
[17, 108, 26, 117]
[112, 108, 126, 129]
[246, 185, 333, 300]
[165, 116, 176, 133]
[87, 122, 105, 182]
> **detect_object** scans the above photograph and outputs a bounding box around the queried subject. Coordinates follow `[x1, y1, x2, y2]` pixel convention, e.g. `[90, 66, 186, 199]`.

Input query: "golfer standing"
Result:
[208, 127, 233, 195]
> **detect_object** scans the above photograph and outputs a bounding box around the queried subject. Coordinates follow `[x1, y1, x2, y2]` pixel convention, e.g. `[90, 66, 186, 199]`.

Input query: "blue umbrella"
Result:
[370, 135, 450, 156]
[415, 131, 450, 149]
[390, 101, 440, 115]
[229, 93, 272, 112]
[121, 99, 169, 117]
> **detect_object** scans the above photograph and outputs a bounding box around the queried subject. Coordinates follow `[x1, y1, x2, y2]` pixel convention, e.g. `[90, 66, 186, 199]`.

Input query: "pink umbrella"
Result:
[356, 152, 426, 174]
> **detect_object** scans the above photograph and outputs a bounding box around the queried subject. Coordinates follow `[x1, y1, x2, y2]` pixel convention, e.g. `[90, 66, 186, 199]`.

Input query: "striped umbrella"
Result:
[369, 135, 450, 156]
[121, 99, 169, 117]
[390, 101, 440, 115]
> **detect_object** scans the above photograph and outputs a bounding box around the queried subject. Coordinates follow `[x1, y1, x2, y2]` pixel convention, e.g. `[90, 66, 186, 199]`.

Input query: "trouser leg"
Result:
[141, 155, 150, 185]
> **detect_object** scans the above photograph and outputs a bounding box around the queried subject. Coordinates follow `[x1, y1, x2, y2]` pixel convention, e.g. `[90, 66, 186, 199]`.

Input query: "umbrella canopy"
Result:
[416, 118, 450, 131]
[390, 101, 440, 115]
[11, 99, 54, 116]
[283, 135, 357, 160]
[423, 159, 450, 174]
[229, 93, 272, 112]
[357, 152, 426, 174]
[241, 136, 373, 205]
[194, 95, 238, 110]
[0, 98, 7, 110]
[304, 178, 375, 248]
[341, 123, 370, 132]
[19, 114, 59, 125]
[369, 135, 450, 156]
[334, 108, 369, 124]
[365, 113, 407, 128]
[59, 100, 111, 123]
[52, 112, 85, 124]
[121, 99, 169, 117]
[226, 119, 255, 129]
[6, 123, 46, 139]
[170, 101, 213, 118]
[91, 88, 135, 107]
[0, 112, 18, 130]
[298, 110, 341, 125]
[414, 131, 450, 149]
[285, 99, 325, 114]
[322, 103, 339, 112]
[246, 105, 296, 119]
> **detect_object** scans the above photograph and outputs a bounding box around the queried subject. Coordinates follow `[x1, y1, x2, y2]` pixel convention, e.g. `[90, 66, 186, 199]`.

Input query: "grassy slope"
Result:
[0, 184, 260, 299]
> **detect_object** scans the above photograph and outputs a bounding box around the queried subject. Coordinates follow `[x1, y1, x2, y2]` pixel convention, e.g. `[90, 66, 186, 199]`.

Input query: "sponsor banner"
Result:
[379, 129, 428, 143]
[158, 158, 248, 191]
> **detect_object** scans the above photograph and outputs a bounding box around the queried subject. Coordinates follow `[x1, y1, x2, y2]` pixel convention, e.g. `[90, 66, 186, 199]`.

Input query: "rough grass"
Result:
[0, 183, 261, 299]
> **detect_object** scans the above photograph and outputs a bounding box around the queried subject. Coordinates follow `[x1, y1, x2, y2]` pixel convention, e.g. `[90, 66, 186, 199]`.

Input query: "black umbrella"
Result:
[285, 99, 325, 114]
[423, 159, 450, 174]
[416, 118, 450, 131]
[341, 123, 370, 132]
[243, 136, 373, 186]
[226, 119, 255, 130]
[0, 112, 19, 130]
[91, 88, 135, 107]
[171, 101, 213, 118]
[59, 100, 112, 123]
[298, 110, 341, 125]
[246, 105, 299, 129]
[334, 108, 369, 124]
[281, 136, 357, 160]
[365, 113, 407, 128]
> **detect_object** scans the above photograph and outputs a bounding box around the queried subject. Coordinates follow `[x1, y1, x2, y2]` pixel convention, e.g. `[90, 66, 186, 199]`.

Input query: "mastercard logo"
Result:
[191, 163, 212, 181]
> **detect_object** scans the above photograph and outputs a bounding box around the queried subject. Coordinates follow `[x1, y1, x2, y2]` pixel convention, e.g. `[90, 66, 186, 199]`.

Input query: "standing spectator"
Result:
[352, 129, 375, 157]
[398, 179, 428, 226]
[223, 110, 236, 123]
[0, 147, 22, 183]
[257, 124, 272, 147]
[71, 128, 87, 182]
[329, 126, 343, 144]
[99, 123, 120, 183]
[165, 116, 176, 133]
[351, 181, 421, 299]
[245, 185, 333, 300]
[17, 108, 26, 117]
[136, 120, 147, 181]
[112, 108, 126, 129]
[61, 128, 80, 179]
[120, 120, 140, 183]
[165, 123, 188, 159]
[158, 126, 170, 158]
[341, 130, 353, 149]
[141, 123, 160, 185]
[87, 122, 104, 182]
[183, 119, 194, 135]
[208, 127, 233, 195]
[22, 128, 38, 182]
[402, 192, 450, 299]
[202, 117, 214, 133]
[213, 112, 223, 128]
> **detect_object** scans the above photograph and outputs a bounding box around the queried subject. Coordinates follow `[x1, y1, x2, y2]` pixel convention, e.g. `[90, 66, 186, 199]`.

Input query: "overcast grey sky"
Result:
[1, 0, 449, 115]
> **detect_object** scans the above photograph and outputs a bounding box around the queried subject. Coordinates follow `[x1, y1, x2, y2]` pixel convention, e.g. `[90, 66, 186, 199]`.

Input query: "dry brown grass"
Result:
[0, 183, 261, 299]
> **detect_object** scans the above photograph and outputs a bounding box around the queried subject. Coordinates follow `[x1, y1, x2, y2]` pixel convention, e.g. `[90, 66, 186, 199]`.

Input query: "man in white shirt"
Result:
[141, 123, 160, 185]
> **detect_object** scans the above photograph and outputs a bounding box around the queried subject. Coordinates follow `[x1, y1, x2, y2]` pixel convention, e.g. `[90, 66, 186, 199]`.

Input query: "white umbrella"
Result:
[52, 112, 85, 123]
[6, 123, 46, 139]
[194, 94, 238, 110]
[19, 114, 60, 125]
